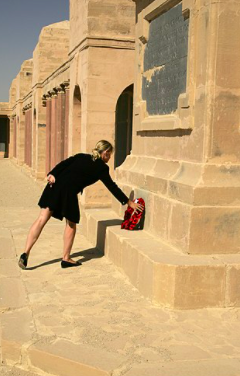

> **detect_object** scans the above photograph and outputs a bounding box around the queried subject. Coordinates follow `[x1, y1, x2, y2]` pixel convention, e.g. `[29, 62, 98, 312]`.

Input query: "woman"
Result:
[18, 140, 144, 269]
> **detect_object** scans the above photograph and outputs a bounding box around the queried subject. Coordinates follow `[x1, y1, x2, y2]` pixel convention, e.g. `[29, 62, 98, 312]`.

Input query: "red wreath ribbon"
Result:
[121, 198, 145, 230]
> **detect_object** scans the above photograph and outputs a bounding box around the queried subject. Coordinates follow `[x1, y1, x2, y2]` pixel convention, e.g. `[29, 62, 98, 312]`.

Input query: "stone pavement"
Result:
[1, 159, 240, 376]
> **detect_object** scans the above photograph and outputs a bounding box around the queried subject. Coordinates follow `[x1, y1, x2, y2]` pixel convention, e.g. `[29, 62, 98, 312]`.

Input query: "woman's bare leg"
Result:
[24, 208, 53, 257]
[62, 220, 77, 263]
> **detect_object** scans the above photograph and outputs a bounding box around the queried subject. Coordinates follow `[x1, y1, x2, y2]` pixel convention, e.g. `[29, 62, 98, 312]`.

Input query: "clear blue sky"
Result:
[0, 0, 69, 102]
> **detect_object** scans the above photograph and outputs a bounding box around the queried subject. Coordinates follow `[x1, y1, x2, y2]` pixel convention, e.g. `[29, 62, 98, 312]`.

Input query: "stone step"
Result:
[82, 208, 240, 309]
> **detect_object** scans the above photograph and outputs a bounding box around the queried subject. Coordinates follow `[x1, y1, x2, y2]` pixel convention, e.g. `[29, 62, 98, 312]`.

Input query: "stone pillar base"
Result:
[81, 207, 240, 309]
[113, 155, 240, 255]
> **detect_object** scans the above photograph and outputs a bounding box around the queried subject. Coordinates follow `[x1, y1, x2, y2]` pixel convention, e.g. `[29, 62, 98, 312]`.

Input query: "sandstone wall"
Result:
[15, 60, 33, 102]
[70, 0, 135, 53]
[69, 0, 136, 207]
[113, 0, 240, 256]
[132, 0, 240, 164]
[32, 21, 70, 87]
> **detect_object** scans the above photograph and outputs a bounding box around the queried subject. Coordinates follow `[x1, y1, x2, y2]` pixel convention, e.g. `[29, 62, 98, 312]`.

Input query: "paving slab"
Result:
[0, 259, 21, 277]
[0, 231, 16, 260]
[1, 307, 35, 364]
[28, 339, 126, 376]
[1, 160, 240, 376]
[124, 359, 240, 376]
[0, 278, 28, 310]
[0, 365, 45, 376]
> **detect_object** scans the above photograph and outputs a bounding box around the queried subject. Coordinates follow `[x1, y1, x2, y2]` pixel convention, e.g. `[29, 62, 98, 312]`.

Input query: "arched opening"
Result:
[0, 116, 10, 158]
[72, 85, 81, 155]
[115, 84, 133, 168]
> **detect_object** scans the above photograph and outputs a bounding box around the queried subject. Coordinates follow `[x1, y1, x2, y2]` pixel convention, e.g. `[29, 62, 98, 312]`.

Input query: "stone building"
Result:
[83, 0, 240, 309]
[1, 0, 240, 309]
[5, 0, 135, 208]
[9, 21, 70, 179]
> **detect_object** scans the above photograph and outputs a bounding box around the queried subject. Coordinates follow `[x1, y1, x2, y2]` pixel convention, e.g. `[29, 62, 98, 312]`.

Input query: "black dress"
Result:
[38, 153, 129, 223]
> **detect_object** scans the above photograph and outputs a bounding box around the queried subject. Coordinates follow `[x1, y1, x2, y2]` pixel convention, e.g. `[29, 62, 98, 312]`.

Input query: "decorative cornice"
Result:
[22, 102, 32, 113]
[68, 36, 135, 57]
[43, 80, 70, 98]
[61, 80, 70, 90]
[49, 89, 58, 98]
[42, 94, 47, 107]
[55, 85, 65, 95]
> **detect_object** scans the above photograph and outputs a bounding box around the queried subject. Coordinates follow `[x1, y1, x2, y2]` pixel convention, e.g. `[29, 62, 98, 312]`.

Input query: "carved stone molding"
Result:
[42, 94, 47, 107]
[61, 80, 70, 91]
[49, 89, 58, 98]
[22, 102, 32, 113]
[55, 85, 65, 95]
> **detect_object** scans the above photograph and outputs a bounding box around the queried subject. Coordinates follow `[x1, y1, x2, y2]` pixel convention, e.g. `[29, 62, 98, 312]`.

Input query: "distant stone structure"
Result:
[4, 2, 135, 208]
[1, 0, 240, 309]
[0, 102, 11, 158]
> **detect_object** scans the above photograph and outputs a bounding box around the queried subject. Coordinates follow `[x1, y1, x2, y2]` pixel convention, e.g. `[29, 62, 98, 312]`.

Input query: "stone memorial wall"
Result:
[142, 3, 189, 115]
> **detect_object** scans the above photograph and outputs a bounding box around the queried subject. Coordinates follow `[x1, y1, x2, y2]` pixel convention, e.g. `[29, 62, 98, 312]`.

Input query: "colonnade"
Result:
[22, 103, 32, 167]
[12, 116, 17, 158]
[42, 80, 70, 173]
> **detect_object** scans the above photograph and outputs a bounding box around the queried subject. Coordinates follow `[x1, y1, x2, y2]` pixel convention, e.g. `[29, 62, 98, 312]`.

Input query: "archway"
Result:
[0, 116, 10, 158]
[115, 84, 133, 168]
[72, 85, 81, 155]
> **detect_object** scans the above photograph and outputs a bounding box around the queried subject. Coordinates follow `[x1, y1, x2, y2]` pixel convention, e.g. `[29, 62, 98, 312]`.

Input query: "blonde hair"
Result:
[92, 140, 113, 161]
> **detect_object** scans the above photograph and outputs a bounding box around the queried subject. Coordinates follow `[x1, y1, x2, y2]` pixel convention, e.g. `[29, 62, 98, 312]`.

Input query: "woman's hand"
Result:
[47, 174, 56, 187]
[128, 200, 144, 212]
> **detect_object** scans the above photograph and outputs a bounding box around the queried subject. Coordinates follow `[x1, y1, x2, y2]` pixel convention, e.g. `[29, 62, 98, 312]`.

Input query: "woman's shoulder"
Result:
[92, 156, 108, 172]
[75, 153, 104, 166]
[75, 153, 108, 170]
[75, 153, 92, 161]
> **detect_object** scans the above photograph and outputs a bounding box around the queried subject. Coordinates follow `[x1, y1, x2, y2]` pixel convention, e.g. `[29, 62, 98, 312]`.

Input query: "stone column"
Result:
[63, 81, 70, 159]
[24, 105, 32, 168]
[26, 109, 30, 166]
[13, 116, 17, 158]
[35, 91, 47, 180]
[31, 105, 36, 175]
[29, 107, 32, 168]
[23, 107, 27, 165]
[49, 89, 58, 170]
[56, 85, 66, 164]
[43, 94, 51, 174]
[8, 116, 14, 158]
[16, 102, 26, 166]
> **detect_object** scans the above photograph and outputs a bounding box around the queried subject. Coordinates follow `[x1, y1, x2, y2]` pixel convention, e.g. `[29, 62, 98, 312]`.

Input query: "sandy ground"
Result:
[1, 159, 240, 376]
[0, 365, 41, 376]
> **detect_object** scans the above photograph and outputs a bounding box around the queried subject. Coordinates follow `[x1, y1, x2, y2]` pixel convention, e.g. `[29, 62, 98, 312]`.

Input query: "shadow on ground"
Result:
[26, 247, 101, 270]
[26, 218, 122, 270]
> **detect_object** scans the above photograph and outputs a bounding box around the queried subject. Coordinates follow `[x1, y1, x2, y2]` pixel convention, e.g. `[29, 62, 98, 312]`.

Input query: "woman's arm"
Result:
[100, 166, 129, 205]
[100, 166, 144, 211]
